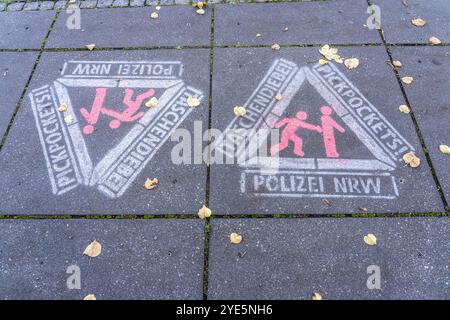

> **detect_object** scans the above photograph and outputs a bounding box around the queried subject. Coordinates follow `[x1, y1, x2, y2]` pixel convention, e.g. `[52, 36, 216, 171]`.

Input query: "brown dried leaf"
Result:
[364, 234, 377, 246]
[83, 240, 102, 258]
[411, 18, 427, 27]
[144, 178, 158, 190]
[275, 92, 283, 101]
[230, 233, 242, 244]
[392, 60, 403, 68]
[403, 151, 421, 168]
[198, 205, 212, 219]
[234, 106, 246, 117]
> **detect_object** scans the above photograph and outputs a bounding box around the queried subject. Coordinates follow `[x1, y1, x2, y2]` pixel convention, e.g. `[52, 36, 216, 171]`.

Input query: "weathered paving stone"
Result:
[113, 0, 129, 7]
[0, 219, 204, 299]
[372, 0, 450, 44]
[0, 52, 38, 138]
[0, 3, 6, 12]
[145, 0, 157, 6]
[130, 0, 145, 7]
[0, 10, 55, 49]
[7, 2, 25, 11]
[208, 217, 450, 299]
[0, 49, 209, 215]
[54, 1, 69, 10]
[46, 6, 211, 48]
[97, 0, 114, 8]
[391, 46, 450, 202]
[209, 46, 443, 215]
[40, 1, 55, 10]
[214, 1, 382, 46]
[80, 0, 98, 9]
[23, 2, 40, 11]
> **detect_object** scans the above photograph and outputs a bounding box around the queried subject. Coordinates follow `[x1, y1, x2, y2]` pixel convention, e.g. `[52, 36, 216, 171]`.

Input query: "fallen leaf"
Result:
[85, 44, 96, 51]
[411, 18, 427, 27]
[392, 60, 403, 68]
[198, 205, 212, 219]
[58, 102, 68, 112]
[145, 97, 159, 108]
[439, 144, 450, 154]
[197, 1, 204, 9]
[83, 240, 102, 258]
[283, 27, 289, 32]
[312, 293, 322, 300]
[64, 115, 73, 124]
[83, 294, 96, 300]
[319, 45, 343, 63]
[150, 12, 159, 19]
[155, 6, 161, 10]
[196, 8, 205, 15]
[403, 151, 421, 168]
[344, 58, 360, 70]
[230, 233, 242, 244]
[233, 106, 246, 117]
[271, 44, 281, 51]
[69, 0, 76, 3]
[429, 36, 442, 45]
[144, 178, 158, 190]
[399, 104, 411, 114]
[401, 76, 414, 84]
[359, 207, 368, 212]
[363, 233, 377, 246]
[319, 59, 328, 65]
[187, 96, 200, 108]
[256, 33, 262, 37]
[275, 92, 283, 101]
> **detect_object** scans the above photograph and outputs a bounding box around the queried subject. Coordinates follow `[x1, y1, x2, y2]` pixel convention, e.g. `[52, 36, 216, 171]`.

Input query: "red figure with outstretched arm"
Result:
[320, 106, 345, 158]
[270, 111, 322, 157]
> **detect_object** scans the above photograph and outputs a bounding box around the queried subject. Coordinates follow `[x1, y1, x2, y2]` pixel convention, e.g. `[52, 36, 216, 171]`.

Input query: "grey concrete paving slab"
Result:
[372, 0, 450, 44]
[208, 217, 450, 299]
[0, 49, 209, 215]
[0, 10, 55, 49]
[0, 52, 38, 138]
[214, 1, 382, 46]
[0, 219, 204, 299]
[46, 6, 211, 48]
[390, 46, 450, 203]
[209, 46, 443, 215]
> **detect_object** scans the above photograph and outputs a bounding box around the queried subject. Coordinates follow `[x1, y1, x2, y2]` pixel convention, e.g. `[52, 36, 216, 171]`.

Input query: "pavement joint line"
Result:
[0, 9, 60, 151]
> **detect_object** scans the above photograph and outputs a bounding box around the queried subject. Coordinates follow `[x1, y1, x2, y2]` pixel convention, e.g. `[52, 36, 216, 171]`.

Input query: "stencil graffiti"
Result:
[213, 59, 414, 199]
[30, 60, 203, 198]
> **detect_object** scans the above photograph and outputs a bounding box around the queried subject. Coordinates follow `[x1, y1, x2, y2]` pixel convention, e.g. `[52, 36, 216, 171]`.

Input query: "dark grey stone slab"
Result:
[0, 52, 38, 138]
[372, 0, 450, 44]
[214, 1, 382, 46]
[209, 46, 443, 215]
[0, 10, 55, 49]
[209, 217, 450, 299]
[0, 219, 204, 299]
[391, 46, 450, 203]
[0, 49, 209, 215]
[46, 6, 211, 48]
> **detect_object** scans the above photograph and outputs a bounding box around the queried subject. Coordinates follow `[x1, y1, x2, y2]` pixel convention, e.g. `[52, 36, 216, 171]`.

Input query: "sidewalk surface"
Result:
[0, 0, 449, 300]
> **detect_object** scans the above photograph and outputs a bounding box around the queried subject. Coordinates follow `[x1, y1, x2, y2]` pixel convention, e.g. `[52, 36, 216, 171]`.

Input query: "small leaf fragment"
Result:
[399, 104, 410, 114]
[155, 6, 161, 10]
[83, 294, 96, 300]
[403, 151, 421, 168]
[144, 178, 158, 190]
[233, 106, 246, 117]
[312, 293, 322, 300]
[196, 8, 205, 15]
[401, 76, 414, 84]
[256, 33, 262, 37]
[364, 233, 377, 246]
[344, 58, 360, 70]
[150, 12, 159, 19]
[58, 102, 68, 112]
[283, 27, 289, 32]
[271, 44, 281, 51]
[187, 96, 200, 108]
[411, 18, 427, 27]
[439, 144, 450, 154]
[145, 97, 159, 108]
[429, 36, 442, 45]
[83, 240, 102, 258]
[198, 205, 212, 219]
[319, 59, 328, 65]
[85, 44, 96, 51]
[392, 60, 403, 68]
[275, 92, 283, 101]
[64, 115, 73, 124]
[230, 233, 242, 244]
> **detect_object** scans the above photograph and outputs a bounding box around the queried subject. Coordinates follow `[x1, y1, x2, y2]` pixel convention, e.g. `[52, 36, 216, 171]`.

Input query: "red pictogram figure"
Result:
[270, 111, 322, 157]
[320, 106, 345, 158]
[80, 88, 155, 135]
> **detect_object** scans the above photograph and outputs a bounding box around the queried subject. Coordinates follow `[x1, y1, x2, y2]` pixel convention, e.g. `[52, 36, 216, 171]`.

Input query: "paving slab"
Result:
[0, 219, 204, 299]
[0, 49, 209, 215]
[390, 46, 450, 203]
[46, 6, 211, 48]
[213, 1, 382, 46]
[372, 0, 450, 44]
[209, 46, 443, 215]
[0, 52, 38, 138]
[208, 217, 450, 299]
[0, 10, 55, 49]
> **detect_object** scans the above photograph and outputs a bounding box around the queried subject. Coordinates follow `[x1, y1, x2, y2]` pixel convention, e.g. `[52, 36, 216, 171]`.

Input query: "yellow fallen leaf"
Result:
[392, 60, 403, 68]
[401, 76, 414, 84]
[198, 205, 212, 219]
[85, 44, 96, 51]
[275, 92, 282, 101]
[230, 233, 242, 244]
[344, 58, 360, 70]
[83, 240, 102, 258]
[145, 97, 159, 108]
[439, 144, 450, 154]
[196, 8, 205, 15]
[403, 151, 421, 168]
[64, 115, 73, 124]
[144, 178, 158, 190]
[186, 96, 200, 108]
[271, 44, 281, 51]
[312, 292, 322, 300]
[150, 12, 159, 19]
[399, 104, 410, 114]
[83, 294, 96, 300]
[233, 106, 246, 117]
[197, 1, 204, 9]
[364, 234, 377, 246]
[58, 102, 68, 112]
[319, 59, 328, 65]
[411, 18, 427, 27]
[429, 36, 442, 45]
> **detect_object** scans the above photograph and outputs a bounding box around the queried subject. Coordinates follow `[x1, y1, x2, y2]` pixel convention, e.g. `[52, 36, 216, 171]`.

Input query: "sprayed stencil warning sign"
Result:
[29, 60, 203, 198]
[213, 59, 414, 199]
